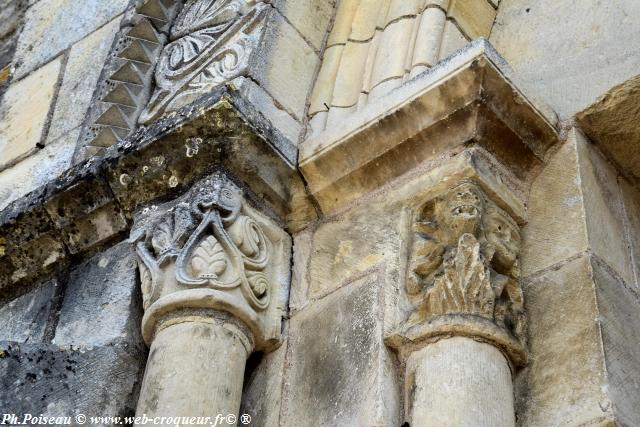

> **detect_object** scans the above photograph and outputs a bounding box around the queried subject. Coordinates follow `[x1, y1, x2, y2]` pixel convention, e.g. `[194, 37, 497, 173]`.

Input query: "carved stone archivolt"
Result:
[391, 181, 526, 366]
[130, 174, 287, 349]
[139, 0, 269, 123]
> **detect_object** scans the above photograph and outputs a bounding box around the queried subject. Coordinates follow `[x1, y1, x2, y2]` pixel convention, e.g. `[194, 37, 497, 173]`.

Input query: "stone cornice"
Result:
[299, 39, 559, 213]
[0, 81, 300, 291]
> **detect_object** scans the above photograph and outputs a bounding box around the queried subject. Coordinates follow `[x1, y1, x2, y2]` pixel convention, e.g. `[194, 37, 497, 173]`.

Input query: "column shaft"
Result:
[136, 319, 251, 426]
[407, 337, 515, 427]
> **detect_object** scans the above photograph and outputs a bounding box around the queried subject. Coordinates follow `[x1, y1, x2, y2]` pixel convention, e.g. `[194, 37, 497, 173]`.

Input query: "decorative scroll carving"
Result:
[404, 181, 526, 347]
[75, 0, 184, 160]
[139, 0, 269, 123]
[132, 177, 271, 314]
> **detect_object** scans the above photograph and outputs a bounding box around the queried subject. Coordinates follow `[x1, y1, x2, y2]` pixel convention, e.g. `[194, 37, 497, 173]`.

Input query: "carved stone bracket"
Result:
[139, 0, 270, 123]
[130, 173, 289, 350]
[388, 181, 526, 367]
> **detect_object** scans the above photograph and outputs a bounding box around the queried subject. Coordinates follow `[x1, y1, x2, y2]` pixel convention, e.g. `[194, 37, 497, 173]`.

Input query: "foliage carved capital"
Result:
[130, 174, 289, 349]
[391, 181, 527, 366]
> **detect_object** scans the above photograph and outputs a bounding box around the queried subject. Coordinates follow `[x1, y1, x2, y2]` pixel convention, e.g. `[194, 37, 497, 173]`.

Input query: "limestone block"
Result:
[240, 343, 288, 427]
[0, 127, 77, 211]
[576, 74, 640, 185]
[521, 256, 612, 427]
[272, 0, 335, 51]
[43, 174, 129, 255]
[521, 136, 588, 277]
[308, 204, 401, 300]
[0, 279, 57, 343]
[575, 129, 633, 286]
[0, 58, 62, 169]
[618, 177, 640, 289]
[13, 0, 129, 78]
[0, 341, 145, 417]
[490, 0, 640, 119]
[438, 19, 468, 61]
[326, 0, 360, 46]
[592, 260, 640, 426]
[448, 0, 496, 39]
[46, 17, 121, 144]
[234, 76, 302, 145]
[249, 11, 320, 121]
[281, 274, 400, 427]
[53, 241, 142, 347]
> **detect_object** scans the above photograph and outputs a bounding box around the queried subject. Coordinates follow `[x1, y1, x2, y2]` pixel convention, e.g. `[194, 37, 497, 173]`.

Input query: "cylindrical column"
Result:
[136, 316, 253, 426]
[406, 336, 515, 427]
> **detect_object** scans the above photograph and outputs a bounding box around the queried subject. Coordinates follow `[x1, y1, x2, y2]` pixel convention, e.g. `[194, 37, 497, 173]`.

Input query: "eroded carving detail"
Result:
[132, 177, 271, 312]
[405, 181, 525, 344]
[139, 0, 269, 123]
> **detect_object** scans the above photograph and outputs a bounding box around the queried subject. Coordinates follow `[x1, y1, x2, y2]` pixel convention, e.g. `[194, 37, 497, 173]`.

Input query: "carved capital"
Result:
[130, 174, 289, 350]
[390, 181, 526, 366]
[139, 0, 269, 123]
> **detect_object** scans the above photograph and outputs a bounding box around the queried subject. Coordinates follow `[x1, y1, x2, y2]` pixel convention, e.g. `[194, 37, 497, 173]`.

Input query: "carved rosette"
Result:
[139, 0, 269, 123]
[130, 175, 281, 348]
[392, 181, 527, 367]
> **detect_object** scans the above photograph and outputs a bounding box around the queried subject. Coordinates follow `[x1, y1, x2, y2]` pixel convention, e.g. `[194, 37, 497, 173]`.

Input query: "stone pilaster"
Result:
[387, 181, 526, 426]
[130, 174, 290, 425]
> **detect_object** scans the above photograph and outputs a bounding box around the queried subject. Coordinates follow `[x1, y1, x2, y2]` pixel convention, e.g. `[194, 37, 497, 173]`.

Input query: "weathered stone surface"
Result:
[448, 0, 496, 39]
[406, 337, 515, 427]
[618, 177, 640, 289]
[281, 274, 400, 427]
[0, 86, 299, 291]
[490, 0, 640, 119]
[575, 129, 634, 286]
[43, 174, 128, 255]
[53, 241, 142, 347]
[0, 128, 77, 211]
[13, 0, 129, 78]
[592, 259, 640, 427]
[46, 17, 121, 144]
[0, 57, 62, 168]
[0, 279, 57, 343]
[249, 10, 320, 122]
[300, 40, 558, 213]
[308, 205, 401, 301]
[576, 74, 640, 185]
[0, 341, 145, 418]
[0, 0, 27, 40]
[520, 256, 612, 427]
[272, 0, 335, 51]
[240, 342, 288, 427]
[288, 229, 312, 313]
[521, 135, 588, 277]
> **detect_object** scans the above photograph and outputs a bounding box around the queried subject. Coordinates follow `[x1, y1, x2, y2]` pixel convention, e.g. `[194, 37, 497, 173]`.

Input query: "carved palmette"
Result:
[133, 181, 271, 311]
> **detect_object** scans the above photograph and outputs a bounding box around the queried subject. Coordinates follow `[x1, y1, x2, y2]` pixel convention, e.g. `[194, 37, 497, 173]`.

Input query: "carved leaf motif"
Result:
[139, 263, 153, 310]
[427, 233, 495, 318]
[172, 0, 252, 38]
[191, 235, 227, 279]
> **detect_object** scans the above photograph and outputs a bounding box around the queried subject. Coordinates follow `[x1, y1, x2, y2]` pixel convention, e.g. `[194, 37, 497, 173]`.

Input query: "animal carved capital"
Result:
[130, 174, 280, 347]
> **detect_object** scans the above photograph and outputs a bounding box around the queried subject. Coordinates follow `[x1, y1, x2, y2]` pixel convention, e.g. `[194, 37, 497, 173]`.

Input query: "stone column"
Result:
[130, 175, 288, 426]
[388, 181, 527, 427]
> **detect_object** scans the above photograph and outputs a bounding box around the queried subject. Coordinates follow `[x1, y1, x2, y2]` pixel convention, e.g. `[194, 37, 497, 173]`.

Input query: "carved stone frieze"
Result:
[75, 0, 184, 161]
[130, 174, 289, 349]
[139, 0, 269, 123]
[392, 181, 526, 366]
